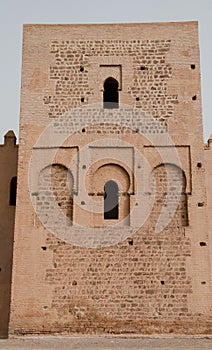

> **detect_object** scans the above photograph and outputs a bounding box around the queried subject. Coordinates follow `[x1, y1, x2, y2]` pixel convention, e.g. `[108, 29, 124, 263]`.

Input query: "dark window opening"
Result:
[103, 77, 119, 109]
[191, 64, 196, 69]
[104, 180, 119, 219]
[9, 176, 17, 206]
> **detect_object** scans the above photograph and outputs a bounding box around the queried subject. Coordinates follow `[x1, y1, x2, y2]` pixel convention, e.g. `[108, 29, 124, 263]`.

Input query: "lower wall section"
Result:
[0, 285, 11, 337]
[45, 231, 192, 322]
[9, 225, 212, 335]
[9, 316, 212, 336]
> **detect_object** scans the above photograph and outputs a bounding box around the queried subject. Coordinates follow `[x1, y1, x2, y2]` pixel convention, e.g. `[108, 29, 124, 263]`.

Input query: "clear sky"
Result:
[0, 0, 211, 142]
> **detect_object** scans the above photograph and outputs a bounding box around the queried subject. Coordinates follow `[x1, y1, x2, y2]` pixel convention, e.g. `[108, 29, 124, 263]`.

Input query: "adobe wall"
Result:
[0, 131, 18, 337]
[9, 22, 212, 335]
[204, 136, 212, 279]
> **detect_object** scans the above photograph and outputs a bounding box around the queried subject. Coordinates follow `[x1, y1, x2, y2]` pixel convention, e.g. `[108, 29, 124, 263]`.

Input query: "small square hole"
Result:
[199, 242, 207, 246]
[128, 239, 133, 246]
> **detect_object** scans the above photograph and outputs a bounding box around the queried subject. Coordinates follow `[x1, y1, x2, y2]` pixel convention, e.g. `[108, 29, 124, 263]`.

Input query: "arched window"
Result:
[103, 77, 119, 109]
[104, 180, 119, 219]
[9, 176, 17, 206]
[38, 165, 74, 226]
[152, 164, 189, 228]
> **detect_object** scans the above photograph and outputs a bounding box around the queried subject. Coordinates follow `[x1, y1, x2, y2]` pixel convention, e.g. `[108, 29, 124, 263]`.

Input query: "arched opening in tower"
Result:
[103, 77, 119, 109]
[104, 180, 119, 219]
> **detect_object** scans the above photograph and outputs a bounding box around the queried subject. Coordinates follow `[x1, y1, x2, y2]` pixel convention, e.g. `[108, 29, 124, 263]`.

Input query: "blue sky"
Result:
[0, 0, 211, 141]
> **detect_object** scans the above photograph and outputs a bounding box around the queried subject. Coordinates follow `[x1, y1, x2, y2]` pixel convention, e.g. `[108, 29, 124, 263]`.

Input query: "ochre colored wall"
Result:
[0, 131, 18, 337]
[204, 136, 212, 279]
[7, 22, 212, 335]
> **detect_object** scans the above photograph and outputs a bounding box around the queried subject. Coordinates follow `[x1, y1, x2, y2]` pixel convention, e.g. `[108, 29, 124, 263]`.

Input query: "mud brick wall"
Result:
[9, 23, 212, 336]
[47, 39, 178, 120]
[0, 132, 18, 337]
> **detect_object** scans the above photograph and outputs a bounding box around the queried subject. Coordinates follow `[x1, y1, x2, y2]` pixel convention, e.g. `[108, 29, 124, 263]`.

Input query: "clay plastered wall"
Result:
[0, 133, 18, 337]
[9, 23, 211, 335]
[204, 137, 212, 278]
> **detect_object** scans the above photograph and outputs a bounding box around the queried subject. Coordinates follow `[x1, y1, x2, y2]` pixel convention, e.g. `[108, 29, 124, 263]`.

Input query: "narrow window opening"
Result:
[197, 162, 202, 168]
[192, 95, 197, 101]
[9, 176, 17, 206]
[104, 180, 119, 219]
[103, 77, 119, 109]
[191, 64, 196, 69]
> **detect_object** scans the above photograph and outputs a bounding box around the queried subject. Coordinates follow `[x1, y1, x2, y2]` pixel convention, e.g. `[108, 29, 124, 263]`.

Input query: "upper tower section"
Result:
[20, 22, 202, 147]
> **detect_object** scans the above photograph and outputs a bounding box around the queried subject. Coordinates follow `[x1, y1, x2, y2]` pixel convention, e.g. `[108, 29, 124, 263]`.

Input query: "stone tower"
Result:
[9, 22, 212, 335]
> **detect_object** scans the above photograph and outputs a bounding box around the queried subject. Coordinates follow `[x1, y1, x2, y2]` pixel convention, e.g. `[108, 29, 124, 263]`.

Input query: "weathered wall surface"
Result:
[9, 22, 212, 335]
[0, 131, 18, 337]
[204, 136, 212, 281]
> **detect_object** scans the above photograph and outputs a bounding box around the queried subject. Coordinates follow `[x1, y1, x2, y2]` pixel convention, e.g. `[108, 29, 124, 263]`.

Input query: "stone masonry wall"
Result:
[46, 39, 177, 125]
[9, 23, 212, 335]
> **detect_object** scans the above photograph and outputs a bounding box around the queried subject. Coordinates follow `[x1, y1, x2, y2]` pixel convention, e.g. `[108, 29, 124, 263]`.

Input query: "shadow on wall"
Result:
[0, 131, 18, 338]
